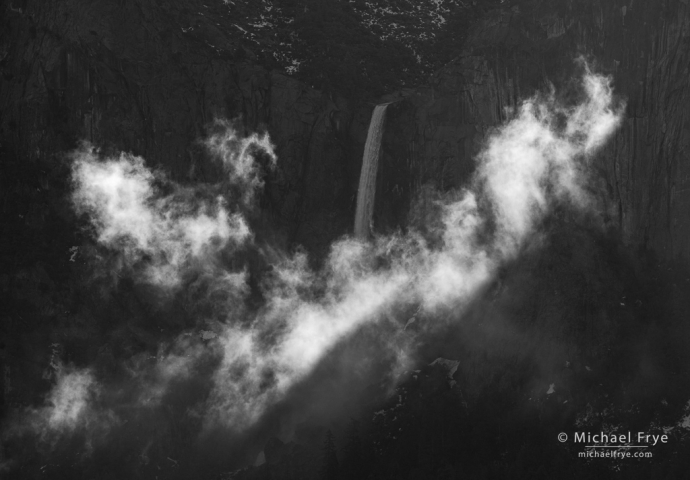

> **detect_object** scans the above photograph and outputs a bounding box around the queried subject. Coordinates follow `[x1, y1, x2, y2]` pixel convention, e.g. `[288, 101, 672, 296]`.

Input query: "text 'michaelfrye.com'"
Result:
[558, 431, 669, 459]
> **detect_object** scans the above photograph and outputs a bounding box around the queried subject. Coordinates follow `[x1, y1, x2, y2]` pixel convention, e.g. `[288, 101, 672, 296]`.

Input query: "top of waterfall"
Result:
[366, 99, 400, 107]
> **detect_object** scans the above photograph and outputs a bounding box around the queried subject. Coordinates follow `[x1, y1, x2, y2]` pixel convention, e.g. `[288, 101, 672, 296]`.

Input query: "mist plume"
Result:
[12, 68, 624, 455]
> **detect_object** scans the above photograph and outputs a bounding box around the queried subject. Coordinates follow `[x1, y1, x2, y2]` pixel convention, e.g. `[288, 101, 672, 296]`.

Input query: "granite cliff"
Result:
[1, 1, 690, 479]
[2, 0, 689, 260]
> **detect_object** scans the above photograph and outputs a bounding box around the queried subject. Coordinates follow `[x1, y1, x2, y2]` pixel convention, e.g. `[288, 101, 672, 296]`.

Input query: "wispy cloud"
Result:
[13, 67, 624, 449]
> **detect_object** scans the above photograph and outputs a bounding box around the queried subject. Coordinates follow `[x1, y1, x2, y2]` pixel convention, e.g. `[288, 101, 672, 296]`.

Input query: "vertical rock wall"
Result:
[0, 0, 370, 261]
[380, 0, 690, 262]
[2, 0, 689, 262]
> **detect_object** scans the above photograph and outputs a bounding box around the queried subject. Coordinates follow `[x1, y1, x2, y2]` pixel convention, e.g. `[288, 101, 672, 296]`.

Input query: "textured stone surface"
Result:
[4, 0, 688, 262]
[3, 2, 690, 478]
[379, 0, 690, 262]
[0, 0, 376, 261]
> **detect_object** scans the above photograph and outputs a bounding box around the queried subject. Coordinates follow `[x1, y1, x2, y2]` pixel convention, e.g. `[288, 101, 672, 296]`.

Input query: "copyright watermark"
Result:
[559, 431, 668, 446]
[558, 431, 668, 459]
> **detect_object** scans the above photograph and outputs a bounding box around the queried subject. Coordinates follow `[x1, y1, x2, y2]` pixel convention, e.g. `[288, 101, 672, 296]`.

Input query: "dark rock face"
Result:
[2, 1, 690, 479]
[3, 0, 688, 261]
[379, 0, 690, 262]
[0, 0, 373, 263]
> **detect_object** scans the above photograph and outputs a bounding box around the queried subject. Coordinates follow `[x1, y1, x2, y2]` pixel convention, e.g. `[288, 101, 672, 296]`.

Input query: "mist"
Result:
[3, 68, 626, 475]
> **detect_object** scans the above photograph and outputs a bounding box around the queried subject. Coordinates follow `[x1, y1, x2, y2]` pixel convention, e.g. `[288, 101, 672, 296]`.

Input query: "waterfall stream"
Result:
[354, 104, 388, 239]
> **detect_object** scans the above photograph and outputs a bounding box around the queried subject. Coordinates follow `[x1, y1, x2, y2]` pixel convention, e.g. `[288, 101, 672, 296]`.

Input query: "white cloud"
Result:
[52, 69, 624, 435]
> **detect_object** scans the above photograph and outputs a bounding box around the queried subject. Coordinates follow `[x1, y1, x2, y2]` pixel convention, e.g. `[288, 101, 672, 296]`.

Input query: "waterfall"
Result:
[354, 104, 388, 239]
